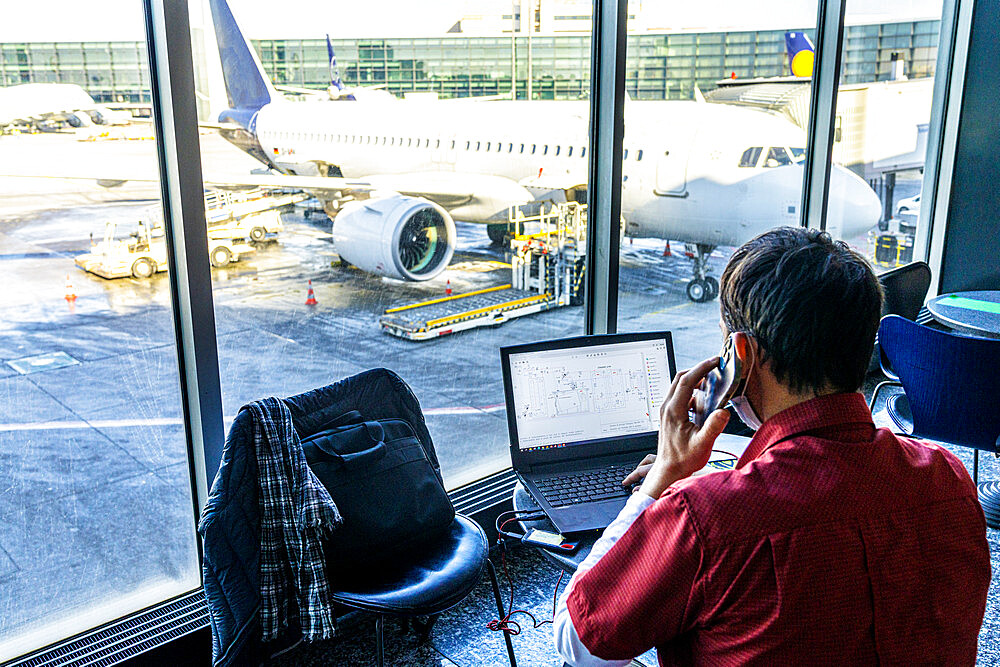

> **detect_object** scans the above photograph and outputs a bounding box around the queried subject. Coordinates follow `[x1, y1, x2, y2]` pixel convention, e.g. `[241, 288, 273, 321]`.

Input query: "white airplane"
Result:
[207, 0, 880, 302]
[0, 83, 133, 131]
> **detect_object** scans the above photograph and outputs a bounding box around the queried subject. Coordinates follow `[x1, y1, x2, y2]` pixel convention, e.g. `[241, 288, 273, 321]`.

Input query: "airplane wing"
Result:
[364, 172, 533, 211]
[0, 170, 580, 222]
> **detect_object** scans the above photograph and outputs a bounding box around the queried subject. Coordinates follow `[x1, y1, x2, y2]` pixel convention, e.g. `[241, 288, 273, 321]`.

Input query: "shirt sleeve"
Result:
[553, 492, 654, 666]
[565, 488, 705, 661]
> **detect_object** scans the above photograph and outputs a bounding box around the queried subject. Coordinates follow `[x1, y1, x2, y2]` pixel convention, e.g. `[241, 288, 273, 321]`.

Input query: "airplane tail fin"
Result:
[784, 31, 815, 78]
[208, 0, 276, 124]
[327, 34, 344, 91]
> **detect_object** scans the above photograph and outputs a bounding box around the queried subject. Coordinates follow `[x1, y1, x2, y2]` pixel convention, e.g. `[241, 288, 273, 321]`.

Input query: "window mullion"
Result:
[800, 0, 847, 231]
[144, 0, 225, 547]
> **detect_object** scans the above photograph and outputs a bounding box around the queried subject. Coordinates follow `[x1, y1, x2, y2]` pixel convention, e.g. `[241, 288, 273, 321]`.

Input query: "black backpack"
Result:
[295, 372, 454, 571]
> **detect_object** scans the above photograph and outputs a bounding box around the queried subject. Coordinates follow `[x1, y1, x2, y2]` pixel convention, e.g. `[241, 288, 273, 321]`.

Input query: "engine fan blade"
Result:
[399, 214, 434, 271]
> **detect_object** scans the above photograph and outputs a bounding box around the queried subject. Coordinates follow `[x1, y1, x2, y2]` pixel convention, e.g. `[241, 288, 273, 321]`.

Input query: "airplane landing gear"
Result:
[685, 243, 719, 303]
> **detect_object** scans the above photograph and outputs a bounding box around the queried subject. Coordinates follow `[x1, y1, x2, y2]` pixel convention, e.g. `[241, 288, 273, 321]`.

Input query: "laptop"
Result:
[500, 332, 676, 534]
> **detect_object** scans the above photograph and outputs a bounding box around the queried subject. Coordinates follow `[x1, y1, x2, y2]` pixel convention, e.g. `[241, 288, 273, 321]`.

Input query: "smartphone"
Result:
[522, 528, 580, 553]
[693, 334, 743, 427]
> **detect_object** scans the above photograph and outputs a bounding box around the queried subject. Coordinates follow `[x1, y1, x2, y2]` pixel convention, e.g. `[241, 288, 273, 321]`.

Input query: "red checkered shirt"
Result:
[567, 392, 990, 665]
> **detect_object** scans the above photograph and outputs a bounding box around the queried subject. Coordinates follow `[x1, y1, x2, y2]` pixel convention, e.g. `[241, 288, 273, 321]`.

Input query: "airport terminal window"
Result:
[0, 12, 200, 662]
[618, 1, 817, 374]
[191, 1, 588, 498]
[824, 1, 940, 273]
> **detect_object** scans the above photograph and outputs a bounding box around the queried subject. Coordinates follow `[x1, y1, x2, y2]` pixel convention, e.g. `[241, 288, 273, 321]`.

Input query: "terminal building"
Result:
[0, 18, 939, 105]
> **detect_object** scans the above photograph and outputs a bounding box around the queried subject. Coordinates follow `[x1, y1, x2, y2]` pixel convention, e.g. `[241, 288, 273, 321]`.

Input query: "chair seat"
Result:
[328, 514, 488, 616]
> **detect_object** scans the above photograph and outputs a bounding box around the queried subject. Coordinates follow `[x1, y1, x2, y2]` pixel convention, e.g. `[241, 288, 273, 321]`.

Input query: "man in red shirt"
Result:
[554, 227, 991, 666]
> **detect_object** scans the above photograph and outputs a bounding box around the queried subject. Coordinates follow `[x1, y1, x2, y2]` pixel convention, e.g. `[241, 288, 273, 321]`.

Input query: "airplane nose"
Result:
[825, 165, 881, 240]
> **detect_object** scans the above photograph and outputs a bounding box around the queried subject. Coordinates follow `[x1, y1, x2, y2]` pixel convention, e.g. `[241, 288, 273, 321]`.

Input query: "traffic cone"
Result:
[305, 280, 318, 306]
[445, 280, 452, 296]
[64, 274, 77, 303]
[662, 242, 671, 257]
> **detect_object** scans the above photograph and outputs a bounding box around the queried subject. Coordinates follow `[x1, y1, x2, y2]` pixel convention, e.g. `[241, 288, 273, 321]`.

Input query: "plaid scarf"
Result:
[247, 397, 343, 642]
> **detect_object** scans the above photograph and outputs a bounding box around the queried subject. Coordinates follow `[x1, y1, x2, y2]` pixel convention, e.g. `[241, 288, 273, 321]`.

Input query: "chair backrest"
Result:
[879, 260, 931, 320]
[879, 314, 1000, 451]
[869, 261, 933, 375]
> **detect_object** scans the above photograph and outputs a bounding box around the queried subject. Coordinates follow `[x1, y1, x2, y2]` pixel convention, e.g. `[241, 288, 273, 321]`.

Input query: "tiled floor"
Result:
[270, 544, 649, 667]
[271, 385, 1000, 666]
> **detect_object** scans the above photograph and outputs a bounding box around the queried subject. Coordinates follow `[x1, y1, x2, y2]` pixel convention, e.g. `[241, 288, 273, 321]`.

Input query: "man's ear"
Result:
[732, 332, 752, 363]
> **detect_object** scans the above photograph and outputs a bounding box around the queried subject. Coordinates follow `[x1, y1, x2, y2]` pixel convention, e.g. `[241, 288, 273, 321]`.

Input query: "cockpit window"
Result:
[764, 146, 793, 167]
[739, 147, 763, 168]
[789, 147, 806, 163]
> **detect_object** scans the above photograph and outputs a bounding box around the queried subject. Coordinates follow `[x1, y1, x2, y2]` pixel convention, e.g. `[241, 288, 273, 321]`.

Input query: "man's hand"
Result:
[626, 357, 730, 500]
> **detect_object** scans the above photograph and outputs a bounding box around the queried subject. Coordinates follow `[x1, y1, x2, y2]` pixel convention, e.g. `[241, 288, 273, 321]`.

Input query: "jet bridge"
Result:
[379, 202, 587, 340]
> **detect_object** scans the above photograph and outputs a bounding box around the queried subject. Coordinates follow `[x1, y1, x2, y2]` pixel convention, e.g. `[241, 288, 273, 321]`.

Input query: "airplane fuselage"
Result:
[241, 98, 878, 246]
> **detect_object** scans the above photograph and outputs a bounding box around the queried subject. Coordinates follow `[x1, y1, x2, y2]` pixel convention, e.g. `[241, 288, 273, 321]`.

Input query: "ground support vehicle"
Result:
[204, 188, 308, 242]
[75, 220, 254, 279]
[379, 202, 586, 340]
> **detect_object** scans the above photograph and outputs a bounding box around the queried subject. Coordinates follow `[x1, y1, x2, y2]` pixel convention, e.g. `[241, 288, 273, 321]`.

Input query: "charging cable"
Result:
[488, 513, 567, 636]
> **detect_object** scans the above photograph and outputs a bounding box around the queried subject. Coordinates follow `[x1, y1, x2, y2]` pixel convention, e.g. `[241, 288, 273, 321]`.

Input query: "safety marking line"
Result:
[0, 404, 506, 432]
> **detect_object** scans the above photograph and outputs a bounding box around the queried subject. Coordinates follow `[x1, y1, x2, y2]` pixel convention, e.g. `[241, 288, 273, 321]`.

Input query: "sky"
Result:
[0, 0, 945, 42]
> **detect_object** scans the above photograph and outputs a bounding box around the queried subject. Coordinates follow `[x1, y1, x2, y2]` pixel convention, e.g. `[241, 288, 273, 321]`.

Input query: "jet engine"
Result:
[331, 194, 456, 281]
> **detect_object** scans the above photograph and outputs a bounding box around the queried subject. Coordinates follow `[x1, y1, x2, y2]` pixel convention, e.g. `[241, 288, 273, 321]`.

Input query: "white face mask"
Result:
[730, 395, 762, 430]
[730, 338, 763, 430]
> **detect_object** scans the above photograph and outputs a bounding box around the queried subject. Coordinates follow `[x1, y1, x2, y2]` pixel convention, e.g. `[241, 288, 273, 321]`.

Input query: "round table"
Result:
[926, 290, 1000, 339]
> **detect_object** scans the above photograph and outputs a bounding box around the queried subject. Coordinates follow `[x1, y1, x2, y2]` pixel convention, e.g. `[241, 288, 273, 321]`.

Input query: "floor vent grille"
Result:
[6, 590, 208, 667]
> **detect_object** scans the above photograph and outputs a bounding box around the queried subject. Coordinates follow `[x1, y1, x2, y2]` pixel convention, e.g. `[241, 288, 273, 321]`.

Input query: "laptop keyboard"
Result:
[535, 464, 633, 507]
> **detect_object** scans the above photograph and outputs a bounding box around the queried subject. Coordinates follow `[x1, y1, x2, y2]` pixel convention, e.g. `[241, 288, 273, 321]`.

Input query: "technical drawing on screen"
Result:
[509, 339, 671, 450]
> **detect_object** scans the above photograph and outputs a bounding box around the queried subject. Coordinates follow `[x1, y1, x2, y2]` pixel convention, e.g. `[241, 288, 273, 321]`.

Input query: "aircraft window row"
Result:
[267, 132, 625, 163]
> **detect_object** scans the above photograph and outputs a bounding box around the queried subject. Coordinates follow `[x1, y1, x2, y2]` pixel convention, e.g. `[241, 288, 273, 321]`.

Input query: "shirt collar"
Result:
[736, 392, 875, 467]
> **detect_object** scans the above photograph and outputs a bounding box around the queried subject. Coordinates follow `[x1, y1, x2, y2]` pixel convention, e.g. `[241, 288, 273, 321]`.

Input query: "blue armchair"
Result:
[870, 315, 1000, 528]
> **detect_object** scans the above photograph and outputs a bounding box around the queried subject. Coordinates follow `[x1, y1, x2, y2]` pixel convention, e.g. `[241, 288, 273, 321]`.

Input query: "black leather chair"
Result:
[328, 515, 516, 667]
[869, 260, 932, 374]
[281, 369, 516, 667]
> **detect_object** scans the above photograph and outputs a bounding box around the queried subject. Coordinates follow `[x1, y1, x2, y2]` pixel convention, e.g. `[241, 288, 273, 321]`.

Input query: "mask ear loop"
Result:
[737, 333, 755, 401]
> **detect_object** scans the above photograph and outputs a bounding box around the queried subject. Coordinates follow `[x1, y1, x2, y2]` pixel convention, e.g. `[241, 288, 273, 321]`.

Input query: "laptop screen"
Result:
[507, 337, 673, 452]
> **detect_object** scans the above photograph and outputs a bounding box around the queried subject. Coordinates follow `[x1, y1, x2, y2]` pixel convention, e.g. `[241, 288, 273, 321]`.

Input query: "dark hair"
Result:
[720, 227, 883, 394]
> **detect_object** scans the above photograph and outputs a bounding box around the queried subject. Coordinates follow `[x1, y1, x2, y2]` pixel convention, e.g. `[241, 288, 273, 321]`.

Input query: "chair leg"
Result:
[376, 614, 385, 667]
[412, 614, 439, 641]
[487, 558, 517, 667]
[974, 449, 979, 486]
